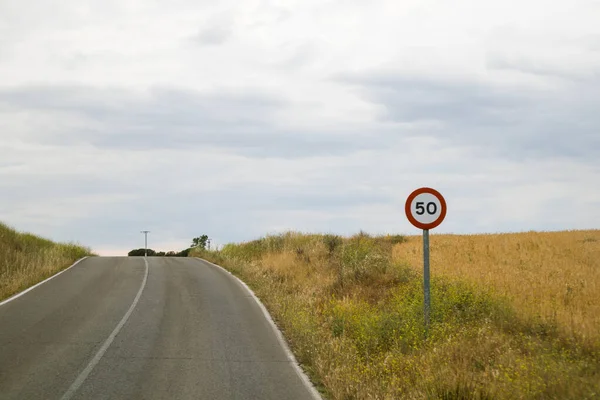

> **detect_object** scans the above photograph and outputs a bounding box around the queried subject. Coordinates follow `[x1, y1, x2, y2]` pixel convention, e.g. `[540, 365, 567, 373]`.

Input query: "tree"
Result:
[176, 248, 191, 257]
[191, 235, 209, 249]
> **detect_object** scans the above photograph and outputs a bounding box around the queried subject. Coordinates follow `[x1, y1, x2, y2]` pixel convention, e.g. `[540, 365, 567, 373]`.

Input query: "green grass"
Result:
[0, 222, 93, 301]
[190, 231, 600, 399]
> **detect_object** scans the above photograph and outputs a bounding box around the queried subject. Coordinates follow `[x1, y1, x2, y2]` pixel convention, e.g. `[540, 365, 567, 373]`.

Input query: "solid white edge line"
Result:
[195, 257, 323, 400]
[60, 257, 150, 400]
[0, 256, 90, 307]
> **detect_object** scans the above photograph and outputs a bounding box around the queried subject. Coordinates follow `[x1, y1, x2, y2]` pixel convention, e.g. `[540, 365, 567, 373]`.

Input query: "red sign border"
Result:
[405, 187, 447, 230]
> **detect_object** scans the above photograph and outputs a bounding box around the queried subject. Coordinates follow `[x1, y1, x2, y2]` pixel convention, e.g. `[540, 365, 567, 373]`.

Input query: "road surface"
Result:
[0, 257, 319, 400]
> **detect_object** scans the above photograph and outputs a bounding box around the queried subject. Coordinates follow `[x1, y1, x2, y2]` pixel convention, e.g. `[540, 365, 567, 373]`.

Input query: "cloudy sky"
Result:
[1, 0, 599, 255]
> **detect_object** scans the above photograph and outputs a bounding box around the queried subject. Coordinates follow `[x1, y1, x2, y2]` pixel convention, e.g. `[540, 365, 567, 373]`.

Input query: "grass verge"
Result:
[0, 222, 93, 301]
[191, 231, 599, 399]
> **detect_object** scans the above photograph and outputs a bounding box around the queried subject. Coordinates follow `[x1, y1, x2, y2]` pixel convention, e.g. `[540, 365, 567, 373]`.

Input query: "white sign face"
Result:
[405, 187, 447, 230]
[410, 192, 443, 225]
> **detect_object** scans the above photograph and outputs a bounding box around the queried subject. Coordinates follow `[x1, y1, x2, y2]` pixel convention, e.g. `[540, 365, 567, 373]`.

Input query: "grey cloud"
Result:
[0, 174, 134, 203]
[0, 85, 389, 158]
[0, 85, 281, 147]
[193, 25, 232, 45]
[0, 162, 24, 170]
[485, 53, 599, 81]
[342, 74, 529, 126]
[191, 13, 234, 46]
[340, 72, 600, 161]
[0, 85, 279, 120]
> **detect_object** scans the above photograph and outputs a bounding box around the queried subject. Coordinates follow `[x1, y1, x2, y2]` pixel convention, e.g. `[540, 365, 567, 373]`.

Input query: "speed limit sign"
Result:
[405, 187, 447, 336]
[405, 187, 447, 230]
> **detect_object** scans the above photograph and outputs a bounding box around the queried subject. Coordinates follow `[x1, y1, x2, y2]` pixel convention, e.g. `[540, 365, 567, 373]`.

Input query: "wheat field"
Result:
[394, 230, 600, 348]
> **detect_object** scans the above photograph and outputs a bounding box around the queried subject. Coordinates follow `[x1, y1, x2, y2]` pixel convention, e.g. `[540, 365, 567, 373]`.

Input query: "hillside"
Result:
[0, 222, 92, 301]
[191, 230, 600, 399]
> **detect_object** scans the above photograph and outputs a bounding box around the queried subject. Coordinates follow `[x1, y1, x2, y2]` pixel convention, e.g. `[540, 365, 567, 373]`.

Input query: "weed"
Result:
[192, 229, 600, 399]
[379, 234, 407, 245]
[0, 222, 92, 301]
[323, 234, 343, 257]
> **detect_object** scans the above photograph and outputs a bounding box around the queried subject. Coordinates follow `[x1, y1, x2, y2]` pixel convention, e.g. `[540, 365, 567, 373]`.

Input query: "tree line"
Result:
[127, 235, 209, 257]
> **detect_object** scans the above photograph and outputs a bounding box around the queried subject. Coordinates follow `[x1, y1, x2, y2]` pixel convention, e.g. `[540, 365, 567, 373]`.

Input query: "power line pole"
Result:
[140, 231, 150, 257]
[207, 238, 211, 251]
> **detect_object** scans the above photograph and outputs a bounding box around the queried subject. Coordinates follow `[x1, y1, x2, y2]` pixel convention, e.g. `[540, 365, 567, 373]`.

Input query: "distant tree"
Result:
[128, 248, 156, 257]
[176, 248, 192, 257]
[191, 235, 209, 249]
[128, 247, 193, 258]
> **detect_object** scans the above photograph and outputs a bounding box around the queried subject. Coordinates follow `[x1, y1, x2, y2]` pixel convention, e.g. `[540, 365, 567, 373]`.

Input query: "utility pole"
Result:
[207, 238, 211, 251]
[140, 231, 150, 257]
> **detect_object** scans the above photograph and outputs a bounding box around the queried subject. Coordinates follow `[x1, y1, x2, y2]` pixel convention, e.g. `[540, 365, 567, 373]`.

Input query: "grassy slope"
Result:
[191, 230, 600, 400]
[0, 222, 92, 301]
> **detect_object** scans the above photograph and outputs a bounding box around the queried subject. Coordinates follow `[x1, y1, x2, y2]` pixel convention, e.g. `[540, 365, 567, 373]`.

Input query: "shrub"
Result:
[323, 234, 343, 257]
[127, 248, 156, 256]
[341, 236, 391, 282]
[384, 234, 407, 244]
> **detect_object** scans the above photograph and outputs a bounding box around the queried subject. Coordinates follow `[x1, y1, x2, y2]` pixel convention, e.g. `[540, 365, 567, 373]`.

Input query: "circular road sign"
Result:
[405, 187, 447, 230]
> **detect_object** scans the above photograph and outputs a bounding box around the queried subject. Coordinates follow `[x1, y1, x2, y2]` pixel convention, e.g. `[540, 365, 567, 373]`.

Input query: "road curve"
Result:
[0, 257, 319, 400]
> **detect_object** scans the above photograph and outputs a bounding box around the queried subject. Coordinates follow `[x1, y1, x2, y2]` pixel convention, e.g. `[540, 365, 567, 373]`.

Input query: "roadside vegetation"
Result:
[127, 248, 192, 257]
[0, 222, 92, 301]
[191, 230, 600, 399]
[127, 235, 209, 257]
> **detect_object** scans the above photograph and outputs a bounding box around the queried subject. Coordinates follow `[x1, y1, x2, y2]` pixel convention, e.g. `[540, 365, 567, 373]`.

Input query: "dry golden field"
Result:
[194, 230, 600, 399]
[0, 222, 92, 301]
[394, 230, 600, 348]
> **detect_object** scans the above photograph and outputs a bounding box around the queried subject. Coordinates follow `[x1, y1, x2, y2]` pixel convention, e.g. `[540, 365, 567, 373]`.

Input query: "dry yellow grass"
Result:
[193, 230, 600, 399]
[393, 230, 600, 348]
[0, 222, 92, 301]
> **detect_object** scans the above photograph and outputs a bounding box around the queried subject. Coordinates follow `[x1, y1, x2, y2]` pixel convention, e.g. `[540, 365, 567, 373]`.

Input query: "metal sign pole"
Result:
[423, 228, 431, 336]
[405, 187, 446, 338]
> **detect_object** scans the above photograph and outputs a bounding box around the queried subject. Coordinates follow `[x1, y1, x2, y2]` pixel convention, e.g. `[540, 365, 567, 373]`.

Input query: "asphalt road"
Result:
[0, 257, 320, 400]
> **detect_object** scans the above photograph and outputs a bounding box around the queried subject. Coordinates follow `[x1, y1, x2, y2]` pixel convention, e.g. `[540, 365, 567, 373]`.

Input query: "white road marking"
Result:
[0, 257, 89, 307]
[196, 258, 323, 400]
[60, 257, 149, 400]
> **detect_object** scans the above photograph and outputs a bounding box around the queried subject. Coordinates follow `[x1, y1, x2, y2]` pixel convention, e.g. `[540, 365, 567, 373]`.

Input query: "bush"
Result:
[127, 248, 156, 256]
[323, 234, 343, 257]
[341, 235, 391, 282]
[176, 248, 192, 257]
[127, 248, 192, 257]
[383, 234, 407, 244]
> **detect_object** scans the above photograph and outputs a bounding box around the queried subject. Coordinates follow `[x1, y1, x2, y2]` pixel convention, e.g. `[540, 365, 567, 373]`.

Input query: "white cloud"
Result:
[0, 0, 599, 255]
